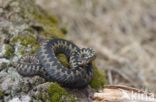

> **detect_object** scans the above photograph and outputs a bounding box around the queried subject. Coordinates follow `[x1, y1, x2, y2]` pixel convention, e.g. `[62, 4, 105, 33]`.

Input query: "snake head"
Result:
[76, 48, 96, 66]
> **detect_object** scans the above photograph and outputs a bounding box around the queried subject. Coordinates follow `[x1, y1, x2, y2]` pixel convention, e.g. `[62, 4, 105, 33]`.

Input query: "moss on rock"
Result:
[29, 2, 65, 39]
[89, 62, 106, 90]
[32, 11, 64, 38]
[48, 83, 76, 102]
[4, 44, 14, 58]
[11, 34, 40, 55]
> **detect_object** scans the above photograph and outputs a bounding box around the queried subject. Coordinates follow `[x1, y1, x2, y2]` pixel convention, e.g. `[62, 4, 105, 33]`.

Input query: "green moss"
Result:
[11, 34, 39, 55]
[57, 54, 70, 68]
[48, 83, 76, 102]
[0, 90, 4, 97]
[19, 0, 65, 39]
[12, 34, 37, 46]
[31, 6, 65, 39]
[50, 93, 60, 102]
[4, 44, 14, 58]
[89, 61, 106, 90]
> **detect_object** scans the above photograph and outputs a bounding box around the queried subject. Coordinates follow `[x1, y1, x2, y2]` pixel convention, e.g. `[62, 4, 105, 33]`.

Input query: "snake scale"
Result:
[16, 38, 96, 88]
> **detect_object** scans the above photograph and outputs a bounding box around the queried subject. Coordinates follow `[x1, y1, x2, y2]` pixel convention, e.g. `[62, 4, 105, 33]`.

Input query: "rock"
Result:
[29, 82, 52, 102]
[9, 95, 31, 102]
[0, 67, 45, 102]
[0, 62, 8, 71]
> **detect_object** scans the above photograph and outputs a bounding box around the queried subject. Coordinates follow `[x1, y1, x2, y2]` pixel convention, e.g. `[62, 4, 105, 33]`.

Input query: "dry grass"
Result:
[36, 0, 156, 92]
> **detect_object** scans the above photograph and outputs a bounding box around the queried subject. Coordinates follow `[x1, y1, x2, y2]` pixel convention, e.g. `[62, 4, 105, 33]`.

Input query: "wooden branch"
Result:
[93, 85, 156, 102]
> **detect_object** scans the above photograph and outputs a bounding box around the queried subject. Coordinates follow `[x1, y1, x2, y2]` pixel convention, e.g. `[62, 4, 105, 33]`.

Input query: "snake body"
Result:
[16, 39, 96, 88]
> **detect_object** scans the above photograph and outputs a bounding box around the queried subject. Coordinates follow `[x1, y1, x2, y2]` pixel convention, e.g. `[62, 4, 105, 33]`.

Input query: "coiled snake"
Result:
[16, 38, 96, 88]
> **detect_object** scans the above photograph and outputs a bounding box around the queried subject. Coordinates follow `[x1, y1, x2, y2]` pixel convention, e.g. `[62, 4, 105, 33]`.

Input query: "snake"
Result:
[16, 38, 96, 88]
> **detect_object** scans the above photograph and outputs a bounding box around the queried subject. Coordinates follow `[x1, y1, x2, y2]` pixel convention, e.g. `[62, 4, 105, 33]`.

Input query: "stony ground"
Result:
[36, 0, 156, 92]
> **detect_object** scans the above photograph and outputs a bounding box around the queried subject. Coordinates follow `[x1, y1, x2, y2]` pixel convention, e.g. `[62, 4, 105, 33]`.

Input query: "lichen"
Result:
[35, 92, 50, 102]
[89, 61, 106, 90]
[48, 83, 76, 102]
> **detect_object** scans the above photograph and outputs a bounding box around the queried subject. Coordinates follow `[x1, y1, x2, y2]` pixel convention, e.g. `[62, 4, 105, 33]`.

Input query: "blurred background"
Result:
[35, 0, 156, 92]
